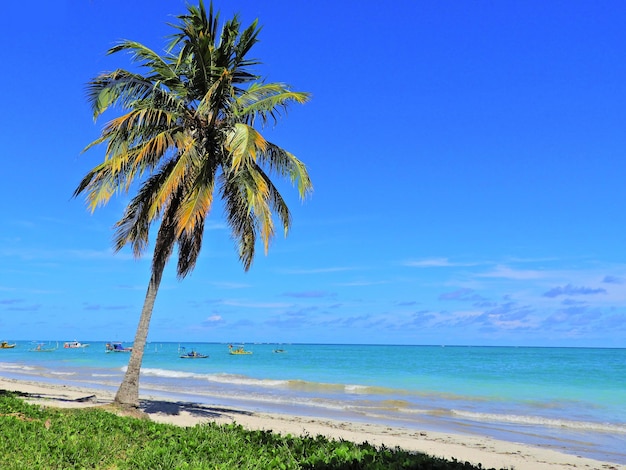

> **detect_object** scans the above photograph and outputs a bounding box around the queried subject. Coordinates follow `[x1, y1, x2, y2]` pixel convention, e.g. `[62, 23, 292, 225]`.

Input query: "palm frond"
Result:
[176, 218, 205, 278]
[256, 165, 292, 235]
[225, 123, 268, 173]
[112, 165, 172, 256]
[234, 82, 309, 126]
[73, 163, 120, 212]
[108, 40, 179, 83]
[257, 142, 313, 199]
[86, 70, 154, 119]
[175, 152, 218, 236]
[149, 135, 198, 221]
[221, 172, 257, 270]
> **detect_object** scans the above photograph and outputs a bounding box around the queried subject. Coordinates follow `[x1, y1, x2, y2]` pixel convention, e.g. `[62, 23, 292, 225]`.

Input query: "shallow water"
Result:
[1, 342, 624, 464]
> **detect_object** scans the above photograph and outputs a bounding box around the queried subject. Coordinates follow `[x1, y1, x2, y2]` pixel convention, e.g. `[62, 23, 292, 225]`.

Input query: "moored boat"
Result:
[228, 344, 253, 355]
[64, 341, 90, 349]
[179, 347, 209, 359]
[105, 342, 132, 353]
[30, 342, 58, 352]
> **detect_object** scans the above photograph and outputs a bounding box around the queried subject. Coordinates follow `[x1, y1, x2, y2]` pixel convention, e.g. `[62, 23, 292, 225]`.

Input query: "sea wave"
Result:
[452, 410, 626, 433]
[137, 367, 403, 393]
[138, 367, 289, 387]
[137, 367, 446, 399]
[0, 362, 37, 372]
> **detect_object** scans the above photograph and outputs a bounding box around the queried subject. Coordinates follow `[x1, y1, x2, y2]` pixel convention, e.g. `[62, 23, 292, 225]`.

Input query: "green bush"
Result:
[0, 392, 506, 469]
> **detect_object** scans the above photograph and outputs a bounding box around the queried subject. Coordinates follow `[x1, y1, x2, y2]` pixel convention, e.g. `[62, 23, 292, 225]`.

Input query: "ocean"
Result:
[1, 342, 624, 465]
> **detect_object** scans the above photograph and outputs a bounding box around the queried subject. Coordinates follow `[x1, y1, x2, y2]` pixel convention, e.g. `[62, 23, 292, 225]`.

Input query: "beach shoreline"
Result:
[1, 377, 622, 470]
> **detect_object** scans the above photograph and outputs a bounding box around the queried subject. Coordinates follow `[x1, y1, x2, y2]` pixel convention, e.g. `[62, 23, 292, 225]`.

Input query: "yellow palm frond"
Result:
[225, 123, 268, 173]
[176, 181, 215, 236]
[148, 134, 197, 220]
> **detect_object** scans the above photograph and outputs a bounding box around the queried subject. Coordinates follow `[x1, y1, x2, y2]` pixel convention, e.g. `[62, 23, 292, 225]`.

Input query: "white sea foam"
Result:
[141, 367, 200, 379]
[209, 374, 287, 388]
[138, 367, 290, 388]
[452, 410, 626, 433]
[0, 363, 36, 372]
[50, 371, 76, 376]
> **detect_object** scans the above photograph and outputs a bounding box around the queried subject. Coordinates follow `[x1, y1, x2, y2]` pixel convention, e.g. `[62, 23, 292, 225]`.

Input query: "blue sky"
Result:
[1, 0, 626, 347]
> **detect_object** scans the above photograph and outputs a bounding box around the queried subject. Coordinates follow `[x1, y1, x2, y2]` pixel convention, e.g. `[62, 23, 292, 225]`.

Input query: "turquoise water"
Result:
[1, 342, 625, 464]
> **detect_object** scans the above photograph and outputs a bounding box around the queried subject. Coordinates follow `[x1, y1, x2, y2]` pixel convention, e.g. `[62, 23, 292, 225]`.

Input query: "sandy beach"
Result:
[0, 377, 622, 470]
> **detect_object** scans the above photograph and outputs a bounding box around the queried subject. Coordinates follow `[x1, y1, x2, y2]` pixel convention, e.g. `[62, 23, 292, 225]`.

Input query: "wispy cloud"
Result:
[477, 265, 546, 280]
[220, 299, 293, 309]
[335, 280, 389, 287]
[397, 300, 419, 307]
[82, 303, 132, 311]
[200, 315, 224, 327]
[282, 291, 334, 298]
[543, 284, 607, 298]
[438, 288, 486, 302]
[403, 258, 478, 268]
[4, 303, 40, 312]
[205, 221, 227, 231]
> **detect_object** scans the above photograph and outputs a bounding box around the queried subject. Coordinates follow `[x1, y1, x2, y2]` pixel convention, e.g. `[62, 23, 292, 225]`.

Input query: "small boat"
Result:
[64, 341, 89, 349]
[30, 342, 58, 352]
[228, 344, 252, 355]
[179, 347, 208, 359]
[0, 341, 16, 349]
[105, 342, 132, 353]
[273, 349, 286, 353]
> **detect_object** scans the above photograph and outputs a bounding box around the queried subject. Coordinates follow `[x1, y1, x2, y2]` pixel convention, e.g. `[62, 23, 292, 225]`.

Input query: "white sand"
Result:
[0, 377, 623, 470]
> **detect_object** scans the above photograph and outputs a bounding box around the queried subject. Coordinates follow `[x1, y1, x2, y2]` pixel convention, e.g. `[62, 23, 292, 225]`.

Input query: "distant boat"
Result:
[30, 342, 58, 352]
[105, 342, 132, 353]
[0, 341, 16, 349]
[64, 341, 90, 349]
[273, 349, 286, 353]
[179, 347, 209, 359]
[228, 344, 253, 355]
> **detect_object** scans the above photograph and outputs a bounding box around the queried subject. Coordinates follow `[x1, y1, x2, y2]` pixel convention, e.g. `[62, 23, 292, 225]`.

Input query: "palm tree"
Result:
[74, 1, 312, 408]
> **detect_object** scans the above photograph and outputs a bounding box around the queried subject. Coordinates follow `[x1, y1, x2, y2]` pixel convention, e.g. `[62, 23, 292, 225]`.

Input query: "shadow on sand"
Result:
[139, 399, 253, 420]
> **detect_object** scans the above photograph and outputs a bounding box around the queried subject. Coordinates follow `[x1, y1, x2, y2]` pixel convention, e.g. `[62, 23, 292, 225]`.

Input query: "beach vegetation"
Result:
[0, 392, 508, 469]
[73, 0, 313, 408]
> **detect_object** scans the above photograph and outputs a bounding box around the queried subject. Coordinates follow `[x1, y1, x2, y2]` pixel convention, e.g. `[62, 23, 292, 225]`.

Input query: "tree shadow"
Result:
[139, 399, 253, 420]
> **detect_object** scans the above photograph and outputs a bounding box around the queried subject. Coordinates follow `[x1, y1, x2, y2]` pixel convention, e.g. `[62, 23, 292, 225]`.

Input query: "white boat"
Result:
[64, 341, 90, 349]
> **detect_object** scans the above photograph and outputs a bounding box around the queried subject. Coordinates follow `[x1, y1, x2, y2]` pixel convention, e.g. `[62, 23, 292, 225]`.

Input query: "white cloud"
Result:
[404, 258, 479, 268]
[477, 265, 546, 280]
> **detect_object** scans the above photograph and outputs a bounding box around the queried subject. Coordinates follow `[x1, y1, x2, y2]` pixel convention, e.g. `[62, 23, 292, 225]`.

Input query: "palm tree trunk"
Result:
[113, 268, 164, 407]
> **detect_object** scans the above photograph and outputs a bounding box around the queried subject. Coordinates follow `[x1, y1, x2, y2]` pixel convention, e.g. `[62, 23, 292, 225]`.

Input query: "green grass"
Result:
[0, 391, 507, 469]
